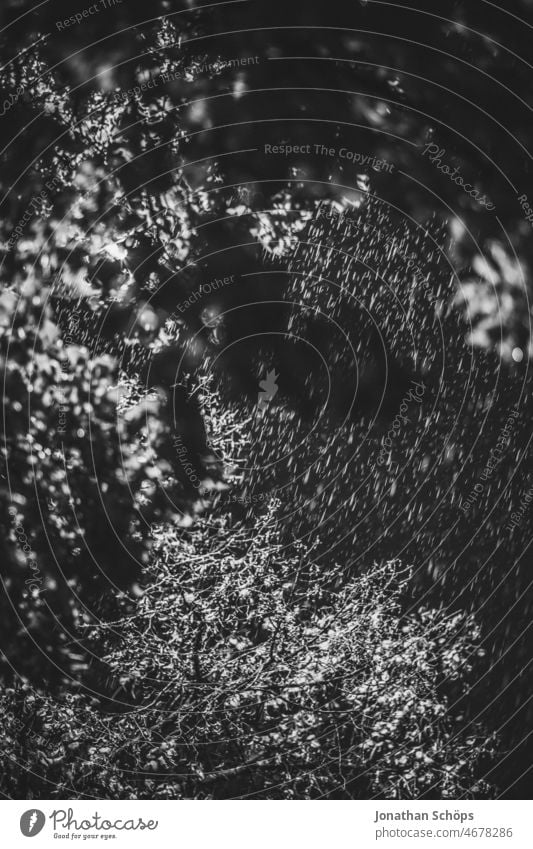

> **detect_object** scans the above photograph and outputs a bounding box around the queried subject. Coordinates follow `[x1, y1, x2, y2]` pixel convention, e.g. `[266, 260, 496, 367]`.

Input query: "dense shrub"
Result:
[0, 0, 530, 799]
[0, 283, 207, 683]
[0, 502, 494, 799]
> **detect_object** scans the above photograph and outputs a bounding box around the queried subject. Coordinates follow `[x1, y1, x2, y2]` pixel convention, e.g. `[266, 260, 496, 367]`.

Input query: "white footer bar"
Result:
[3, 800, 530, 848]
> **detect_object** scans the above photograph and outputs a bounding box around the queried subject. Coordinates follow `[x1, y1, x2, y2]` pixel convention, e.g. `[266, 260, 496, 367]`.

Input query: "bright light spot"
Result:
[103, 242, 127, 261]
[233, 78, 246, 99]
[512, 347, 524, 363]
